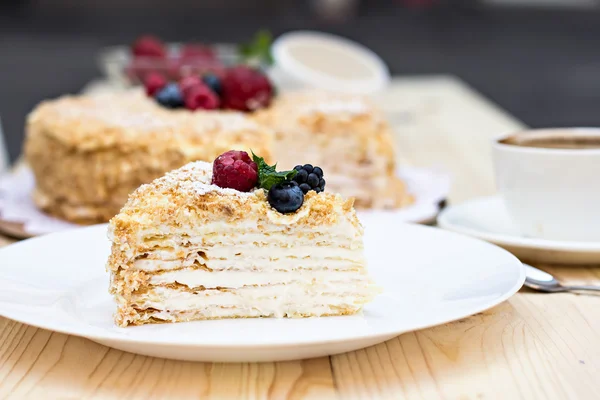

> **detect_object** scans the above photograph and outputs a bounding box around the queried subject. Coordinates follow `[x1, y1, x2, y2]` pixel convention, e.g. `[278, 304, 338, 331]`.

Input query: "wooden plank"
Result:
[0, 320, 337, 399]
[0, 234, 15, 247]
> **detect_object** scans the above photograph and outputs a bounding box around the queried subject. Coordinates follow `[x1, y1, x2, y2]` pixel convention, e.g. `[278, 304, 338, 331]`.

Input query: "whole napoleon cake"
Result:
[24, 90, 272, 224]
[256, 90, 413, 209]
[107, 150, 380, 327]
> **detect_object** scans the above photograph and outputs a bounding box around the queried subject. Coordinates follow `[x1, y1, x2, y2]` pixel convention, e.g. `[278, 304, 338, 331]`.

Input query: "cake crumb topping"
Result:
[27, 89, 270, 150]
[144, 161, 255, 199]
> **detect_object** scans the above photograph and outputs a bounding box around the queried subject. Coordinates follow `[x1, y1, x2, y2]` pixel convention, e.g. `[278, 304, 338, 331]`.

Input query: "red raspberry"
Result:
[221, 66, 274, 111]
[143, 72, 167, 96]
[212, 150, 258, 192]
[180, 44, 216, 61]
[126, 58, 158, 83]
[165, 57, 186, 80]
[184, 84, 220, 110]
[178, 76, 203, 94]
[132, 35, 167, 58]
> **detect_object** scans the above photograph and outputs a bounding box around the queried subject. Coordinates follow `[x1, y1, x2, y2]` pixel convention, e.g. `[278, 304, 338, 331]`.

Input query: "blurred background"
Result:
[1, 0, 600, 163]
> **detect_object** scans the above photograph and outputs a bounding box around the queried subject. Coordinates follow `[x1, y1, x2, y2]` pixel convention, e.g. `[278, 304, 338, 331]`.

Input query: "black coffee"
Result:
[499, 132, 600, 149]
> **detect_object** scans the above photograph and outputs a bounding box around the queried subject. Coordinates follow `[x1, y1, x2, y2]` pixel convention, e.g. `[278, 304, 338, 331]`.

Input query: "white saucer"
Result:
[438, 195, 600, 265]
[0, 166, 450, 238]
[0, 222, 523, 362]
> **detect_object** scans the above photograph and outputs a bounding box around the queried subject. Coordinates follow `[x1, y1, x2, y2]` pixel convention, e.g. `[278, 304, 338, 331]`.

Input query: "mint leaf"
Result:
[252, 152, 297, 190]
[239, 29, 274, 66]
[252, 152, 275, 174]
[260, 170, 297, 191]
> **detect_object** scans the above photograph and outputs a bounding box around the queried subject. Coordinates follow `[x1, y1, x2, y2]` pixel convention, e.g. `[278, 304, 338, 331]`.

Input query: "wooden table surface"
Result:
[2, 76, 600, 399]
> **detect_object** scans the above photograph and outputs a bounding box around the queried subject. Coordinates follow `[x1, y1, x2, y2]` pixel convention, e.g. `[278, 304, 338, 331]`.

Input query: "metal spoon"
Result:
[524, 264, 600, 293]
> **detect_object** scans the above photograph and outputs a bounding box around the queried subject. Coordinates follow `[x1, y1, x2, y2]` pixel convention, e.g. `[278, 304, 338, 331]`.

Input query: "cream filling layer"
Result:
[113, 219, 363, 262]
[137, 243, 362, 261]
[149, 268, 369, 288]
[134, 248, 365, 272]
[131, 284, 374, 316]
[145, 304, 355, 321]
[140, 229, 361, 247]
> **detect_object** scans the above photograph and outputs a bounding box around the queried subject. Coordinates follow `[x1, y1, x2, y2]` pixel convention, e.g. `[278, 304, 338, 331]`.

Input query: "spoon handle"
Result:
[563, 285, 600, 293]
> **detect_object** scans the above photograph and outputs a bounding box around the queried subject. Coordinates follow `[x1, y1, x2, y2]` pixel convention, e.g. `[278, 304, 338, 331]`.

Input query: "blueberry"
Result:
[299, 183, 311, 194]
[307, 173, 319, 187]
[268, 181, 304, 214]
[292, 164, 326, 193]
[296, 169, 308, 183]
[202, 74, 222, 95]
[155, 83, 184, 108]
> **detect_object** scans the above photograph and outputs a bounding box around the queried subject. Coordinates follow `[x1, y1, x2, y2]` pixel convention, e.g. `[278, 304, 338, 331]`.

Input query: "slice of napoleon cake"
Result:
[107, 150, 380, 327]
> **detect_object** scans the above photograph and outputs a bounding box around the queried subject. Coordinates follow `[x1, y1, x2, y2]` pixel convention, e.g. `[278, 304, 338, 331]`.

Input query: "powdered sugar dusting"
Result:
[208, 112, 260, 132]
[44, 89, 262, 133]
[153, 161, 255, 198]
[60, 108, 177, 130]
[303, 99, 369, 115]
[51, 91, 167, 129]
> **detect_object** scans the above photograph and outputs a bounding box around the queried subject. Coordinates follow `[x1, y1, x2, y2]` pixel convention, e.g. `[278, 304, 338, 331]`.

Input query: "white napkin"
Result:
[0, 167, 78, 236]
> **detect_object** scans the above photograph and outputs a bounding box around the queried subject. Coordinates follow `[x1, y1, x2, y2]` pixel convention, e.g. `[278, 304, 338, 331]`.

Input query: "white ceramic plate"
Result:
[0, 222, 524, 362]
[438, 195, 600, 265]
[0, 166, 450, 238]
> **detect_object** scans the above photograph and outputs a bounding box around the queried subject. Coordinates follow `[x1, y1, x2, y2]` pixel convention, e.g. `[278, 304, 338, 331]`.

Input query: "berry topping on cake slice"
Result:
[107, 152, 380, 327]
[212, 150, 258, 192]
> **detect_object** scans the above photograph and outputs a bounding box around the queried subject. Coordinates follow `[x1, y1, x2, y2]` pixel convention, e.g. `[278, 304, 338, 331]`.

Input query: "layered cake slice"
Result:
[107, 151, 380, 326]
[255, 90, 413, 209]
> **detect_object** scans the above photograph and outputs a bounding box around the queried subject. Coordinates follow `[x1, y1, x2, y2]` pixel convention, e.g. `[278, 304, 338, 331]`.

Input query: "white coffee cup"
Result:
[492, 128, 600, 242]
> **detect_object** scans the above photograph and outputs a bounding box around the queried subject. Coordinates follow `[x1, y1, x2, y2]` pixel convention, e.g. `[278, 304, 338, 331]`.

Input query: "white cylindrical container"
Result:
[269, 31, 390, 94]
